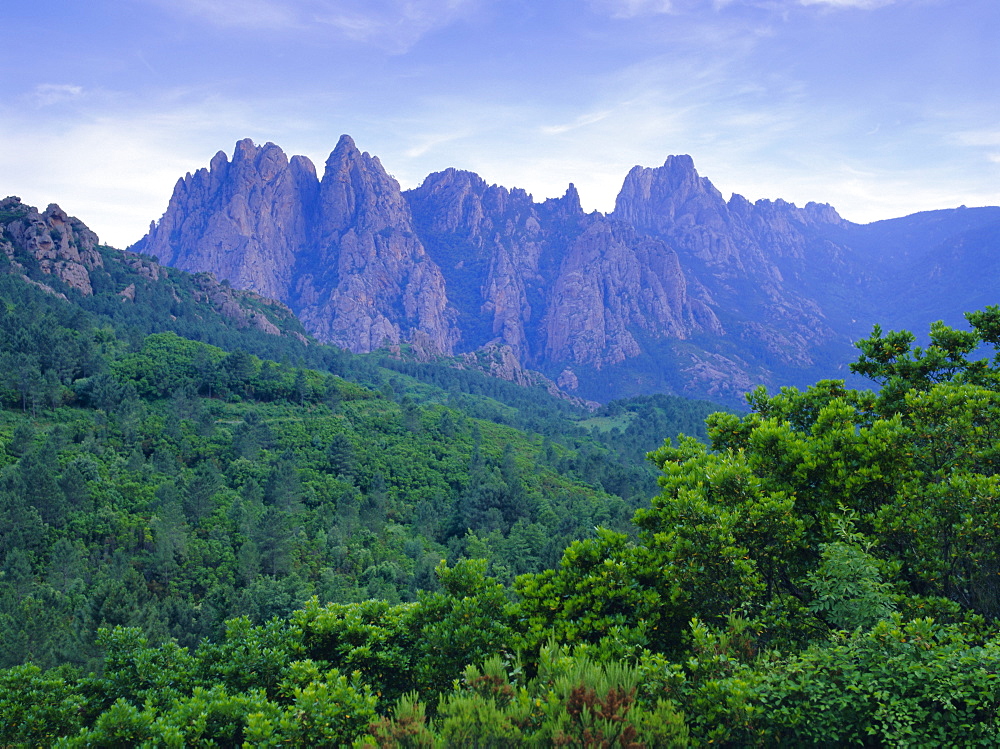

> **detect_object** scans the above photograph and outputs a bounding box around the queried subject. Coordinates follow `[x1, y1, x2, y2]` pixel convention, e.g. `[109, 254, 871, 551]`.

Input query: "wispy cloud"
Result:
[403, 130, 471, 158]
[151, 0, 298, 29]
[798, 0, 903, 8]
[32, 84, 85, 107]
[589, 0, 911, 16]
[0, 90, 319, 248]
[144, 0, 484, 51]
[954, 129, 1000, 148]
[541, 109, 614, 136]
[589, 0, 675, 19]
[319, 0, 485, 52]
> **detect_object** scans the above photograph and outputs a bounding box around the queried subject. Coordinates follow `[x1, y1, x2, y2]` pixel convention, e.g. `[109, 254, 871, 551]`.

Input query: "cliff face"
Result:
[293, 136, 458, 354]
[407, 168, 548, 360]
[138, 136, 998, 404]
[407, 171, 717, 371]
[137, 139, 315, 304]
[611, 156, 862, 374]
[135, 136, 458, 356]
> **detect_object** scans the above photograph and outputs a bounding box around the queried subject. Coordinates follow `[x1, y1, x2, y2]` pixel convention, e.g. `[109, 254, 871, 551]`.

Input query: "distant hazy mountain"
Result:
[130, 137, 1000, 404]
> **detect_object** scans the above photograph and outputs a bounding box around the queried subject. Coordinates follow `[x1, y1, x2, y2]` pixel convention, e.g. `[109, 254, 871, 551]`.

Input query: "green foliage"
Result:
[295, 597, 419, 703]
[294, 560, 516, 705]
[804, 513, 897, 632]
[750, 617, 1000, 746]
[514, 530, 654, 655]
[361, 646, 689, 748]
[409, 559, 517, 696]
[0, 664, 85, 746]
[58, 698, 156, 747]
[88, 626, 196, 710]
[10, 244, 1000, 744]
[0, 266, 635, 671]
[271, 664, 378, 746]
[851, 306, 1000, 411]
[193, 616, 301, 699]
[152, 686, 279, 747]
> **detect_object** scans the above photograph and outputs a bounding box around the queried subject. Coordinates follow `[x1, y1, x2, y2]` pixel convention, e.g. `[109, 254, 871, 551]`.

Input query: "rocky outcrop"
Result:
[0, 197, 103, 295]
[610, 155, 856, 378]
[184, 270, 297, 338]
[541, 218, 722, 367]
[408, 173, 717, 371]
[0, 196, 309, 344]
[452, 344, 599, 409]
[407, 168, 548, 360]
[612, 155, 847, 280]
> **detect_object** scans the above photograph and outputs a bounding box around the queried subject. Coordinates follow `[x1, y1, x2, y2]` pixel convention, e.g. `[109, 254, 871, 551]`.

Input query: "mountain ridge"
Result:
[129, 137, 1000, 404]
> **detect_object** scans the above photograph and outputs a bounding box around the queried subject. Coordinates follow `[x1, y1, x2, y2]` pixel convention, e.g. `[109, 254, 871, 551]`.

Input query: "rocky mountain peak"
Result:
[319, 134, 410, 234]
[563, 182, 580, 201]
[290, 154, 318, 180]
[405, 168, 490, 235]
[134, 139, 315, 304]
[132, 136, 925, 404]
[804, 201, 845, 226]
[613, 155, 726, 223]
[209, 149, 229, 173]
[333, 133, 357, 153]
[284, 138, 459, 354]
[552, 183, 583, 217]
[232, 137, 258, 161]
[611, 155, 745, 269]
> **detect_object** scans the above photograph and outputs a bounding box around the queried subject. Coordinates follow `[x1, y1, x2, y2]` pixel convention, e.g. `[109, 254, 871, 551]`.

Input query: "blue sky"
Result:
[2, 0, 997, 248]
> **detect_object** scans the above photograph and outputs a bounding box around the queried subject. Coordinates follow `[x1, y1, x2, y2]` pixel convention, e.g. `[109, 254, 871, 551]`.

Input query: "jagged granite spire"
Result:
[136, 139, 316, 303]
[134, 137, 458, 355]
[292, 135, 458, 354]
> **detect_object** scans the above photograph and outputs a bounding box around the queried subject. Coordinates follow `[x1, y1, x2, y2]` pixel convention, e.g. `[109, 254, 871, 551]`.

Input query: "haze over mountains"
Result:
[131, 135, 1000, 404]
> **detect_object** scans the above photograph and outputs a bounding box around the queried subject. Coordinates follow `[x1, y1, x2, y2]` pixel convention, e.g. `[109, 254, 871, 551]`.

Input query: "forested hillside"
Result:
[10, 196, 1000, 745]
[0, 266, 685, 669]
[6, 305, 1000, 745]
[0, 213, 716, 665]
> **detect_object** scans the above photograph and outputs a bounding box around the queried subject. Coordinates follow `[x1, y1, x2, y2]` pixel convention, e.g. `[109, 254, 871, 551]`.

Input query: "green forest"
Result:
[4, 225, 1000, 744]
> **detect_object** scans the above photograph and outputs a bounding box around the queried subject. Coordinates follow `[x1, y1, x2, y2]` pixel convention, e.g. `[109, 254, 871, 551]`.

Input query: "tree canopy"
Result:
[7, 305, 1000, 745]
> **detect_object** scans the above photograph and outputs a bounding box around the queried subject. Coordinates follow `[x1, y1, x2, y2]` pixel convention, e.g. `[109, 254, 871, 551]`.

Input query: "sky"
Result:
[1, 0, 998, 249]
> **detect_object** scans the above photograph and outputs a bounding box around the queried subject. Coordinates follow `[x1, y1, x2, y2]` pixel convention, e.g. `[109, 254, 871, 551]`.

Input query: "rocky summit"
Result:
[138, 136, 457, 357]
[131, 138, 1000, 405]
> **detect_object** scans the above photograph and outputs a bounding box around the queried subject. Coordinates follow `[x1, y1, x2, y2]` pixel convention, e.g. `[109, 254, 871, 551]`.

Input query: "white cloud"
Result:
[151, 0, 298, 28]
[317, 0, 484, 52]
[954, 129, 1000, 148]
[143, 0, 484, 51]
[32, 84, 85, 107]
[798, 0, 901, 8]
[403, 130, 471, 158]
[540, 109, 614, 136]
[589, 0, 675, 18]
[0, 92, 297, 248]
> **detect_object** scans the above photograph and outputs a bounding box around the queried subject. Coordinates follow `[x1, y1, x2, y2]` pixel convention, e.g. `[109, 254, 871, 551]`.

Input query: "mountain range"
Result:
[127, 136, 1000, 405]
